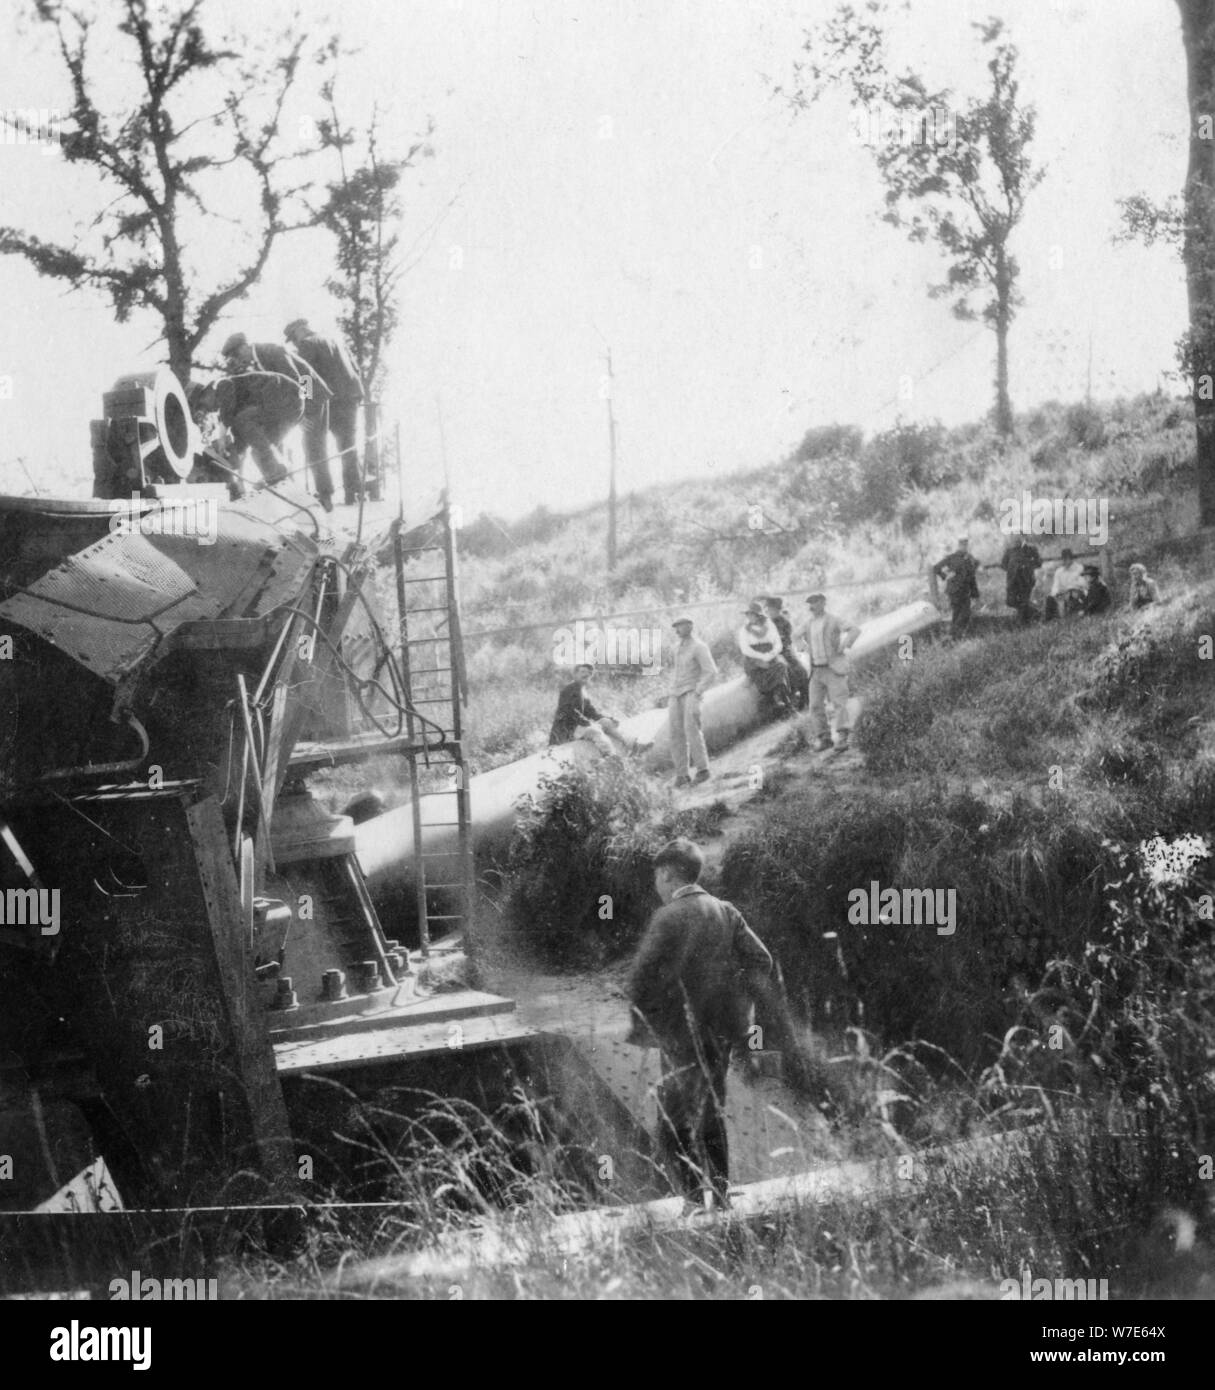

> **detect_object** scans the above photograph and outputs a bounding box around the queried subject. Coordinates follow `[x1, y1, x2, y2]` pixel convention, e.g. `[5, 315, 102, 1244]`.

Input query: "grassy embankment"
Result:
[238, 394, 1215, 1298]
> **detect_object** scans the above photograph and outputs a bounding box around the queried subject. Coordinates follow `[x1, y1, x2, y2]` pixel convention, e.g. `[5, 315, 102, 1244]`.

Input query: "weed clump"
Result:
[501, 757, 662, 968]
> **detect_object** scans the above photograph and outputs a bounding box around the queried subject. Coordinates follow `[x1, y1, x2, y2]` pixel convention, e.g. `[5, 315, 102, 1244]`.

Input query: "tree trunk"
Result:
[993, 248, 1014, 438]
[1178, 0, 1215, 526]
[363, 401, 382, 501]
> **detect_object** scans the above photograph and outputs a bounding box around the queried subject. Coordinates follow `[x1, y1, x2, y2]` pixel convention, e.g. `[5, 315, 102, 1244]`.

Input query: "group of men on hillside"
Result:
[548, 593, 860, 788]
[190, 320, 372, 512]
[933, 535, 1160, 635]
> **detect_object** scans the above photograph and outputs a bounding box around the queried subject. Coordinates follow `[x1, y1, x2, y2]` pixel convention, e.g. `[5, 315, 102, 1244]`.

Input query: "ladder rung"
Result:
[421, 820, 463, 827]
[402, 606, 450, 614]
[419, 882, 467, 890]
[425, 915, 465, 923]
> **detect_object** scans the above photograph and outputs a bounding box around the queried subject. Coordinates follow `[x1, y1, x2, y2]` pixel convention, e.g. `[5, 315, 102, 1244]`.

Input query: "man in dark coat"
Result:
[548, 663, 645, 756]
[763, 595, 809, 709]
[285, 319, 366, 507]
[1082, 564, 1112, 615]
[1000, 533, 1042, 623]
[218, 332, 326, 490]
[626, 838, 774, 1209]
[933, 536, 981, 638]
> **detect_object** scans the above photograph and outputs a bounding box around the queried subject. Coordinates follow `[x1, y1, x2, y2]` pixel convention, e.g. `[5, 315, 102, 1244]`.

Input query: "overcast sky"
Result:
[0, 0, 1189, 517]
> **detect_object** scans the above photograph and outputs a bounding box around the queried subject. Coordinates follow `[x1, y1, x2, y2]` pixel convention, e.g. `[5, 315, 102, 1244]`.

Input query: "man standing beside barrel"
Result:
[218, 332, 322, 490]
[284, 319, 367, 508]
[668, 618, 717, 788]
[797, 592, 859, 753]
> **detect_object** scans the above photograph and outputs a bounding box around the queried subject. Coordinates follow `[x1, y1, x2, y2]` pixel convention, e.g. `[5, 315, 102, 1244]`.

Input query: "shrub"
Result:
[502, 758, 662, 968]
[898, 495, 932, 537]
[793, 422, 863, 461]
[869, 421, 956, 490]
[982, 835, 1215, 1267]
[718, 785, 1111, 1067]
[1062, 401, 1107, 451]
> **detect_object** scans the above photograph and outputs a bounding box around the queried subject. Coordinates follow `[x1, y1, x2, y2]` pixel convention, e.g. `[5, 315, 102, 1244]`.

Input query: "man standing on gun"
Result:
[667, 617, 717, 788]
[218, 332, 323, 491]
[285, 319, 367, 508]
[797, 592, 860, 753]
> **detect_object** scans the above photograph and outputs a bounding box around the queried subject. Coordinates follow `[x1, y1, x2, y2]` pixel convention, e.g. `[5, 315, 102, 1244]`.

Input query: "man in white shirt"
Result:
[1044, 548, 1086, 621]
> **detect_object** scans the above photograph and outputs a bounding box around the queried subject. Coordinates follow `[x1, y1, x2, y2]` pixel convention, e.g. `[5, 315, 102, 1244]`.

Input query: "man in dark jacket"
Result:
[762, 595, 809, 709]
[548, 663, 645, 757]
[285, 319, 366, 507]
[933, 536, 981, 638]
[1000, 533, 1042, 623]
[627, 838, 774, 1209]
[219, 333, 326, 490]
[1082, 564, 1112, 615]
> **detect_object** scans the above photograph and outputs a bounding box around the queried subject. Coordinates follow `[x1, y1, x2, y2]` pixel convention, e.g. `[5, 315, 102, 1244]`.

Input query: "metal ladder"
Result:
[392, 503, 473, 957]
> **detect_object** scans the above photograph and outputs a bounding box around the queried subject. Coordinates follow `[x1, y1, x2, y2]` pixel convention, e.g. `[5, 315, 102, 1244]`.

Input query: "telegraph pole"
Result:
[605, 348, 618, 572]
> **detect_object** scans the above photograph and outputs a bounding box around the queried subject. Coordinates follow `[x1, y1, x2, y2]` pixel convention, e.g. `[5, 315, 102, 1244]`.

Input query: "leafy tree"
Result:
[309, 90, 440, 498]
[312, 96, 436, 402]
[0, 0, 334, 385]
[1120, 3, 1215, 524]
[785, 6, 1043, 437]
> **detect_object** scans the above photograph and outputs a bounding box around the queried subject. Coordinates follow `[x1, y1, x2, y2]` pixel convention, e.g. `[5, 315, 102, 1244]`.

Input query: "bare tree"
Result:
[0, 0, 335, 385]
[785, 7, 1043, 437]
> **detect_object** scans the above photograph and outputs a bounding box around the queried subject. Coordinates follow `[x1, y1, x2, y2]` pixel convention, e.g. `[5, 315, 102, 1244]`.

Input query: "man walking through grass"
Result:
[626, 838, 774, 1210]
[667, 618, 717, 787]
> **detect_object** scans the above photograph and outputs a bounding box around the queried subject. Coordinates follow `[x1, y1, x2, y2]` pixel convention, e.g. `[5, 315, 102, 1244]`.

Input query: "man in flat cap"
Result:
[627, 837, 774, 1209]
[217, 332, 328, 495]
[284, 319, 367, 507]
[668, 617, 717, 788]
[796, 592, 860, 752]
[932, 536, 981, 638]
